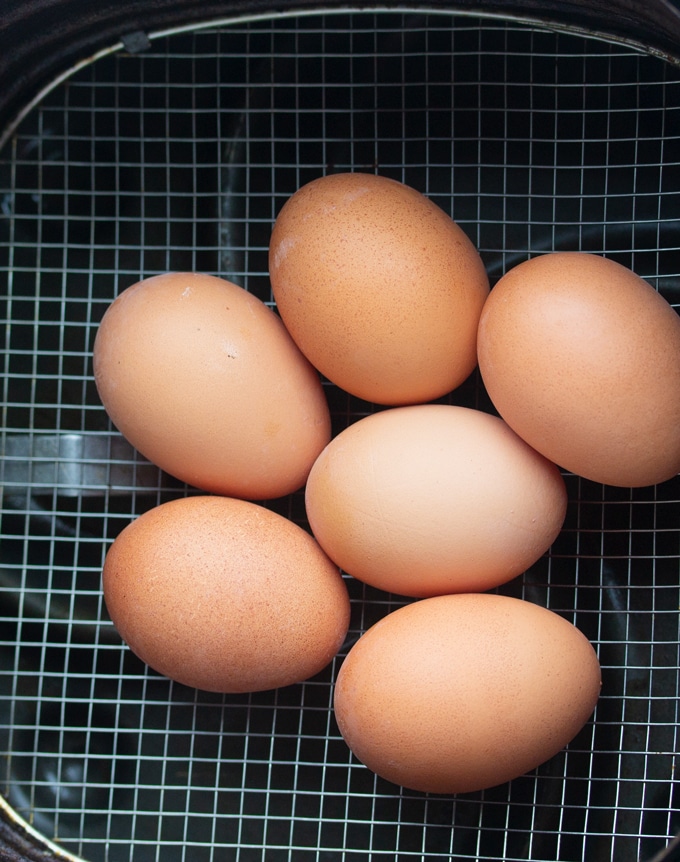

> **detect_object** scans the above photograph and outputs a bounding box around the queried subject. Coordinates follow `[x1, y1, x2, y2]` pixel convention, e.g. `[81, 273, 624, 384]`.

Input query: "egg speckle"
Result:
[269, 172, 490, 405]
[103, 496, 351, 693]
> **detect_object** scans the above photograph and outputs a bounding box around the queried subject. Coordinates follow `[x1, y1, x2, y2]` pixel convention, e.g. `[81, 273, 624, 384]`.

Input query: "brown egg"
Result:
[305, 405, 567, 597]
[477, 252, 680, 487]
[269, 172, 490, 405]
[102, 496, 350, 693]
[93, 272, 331, 500]
[334, 593, 601, 794]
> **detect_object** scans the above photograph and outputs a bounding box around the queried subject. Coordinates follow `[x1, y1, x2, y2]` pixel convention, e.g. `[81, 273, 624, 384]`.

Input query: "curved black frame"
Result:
[2, 0, 680, 147]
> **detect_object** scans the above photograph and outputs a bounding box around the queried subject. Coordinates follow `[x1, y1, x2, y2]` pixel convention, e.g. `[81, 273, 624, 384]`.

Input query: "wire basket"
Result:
[2, 6, 680, 861]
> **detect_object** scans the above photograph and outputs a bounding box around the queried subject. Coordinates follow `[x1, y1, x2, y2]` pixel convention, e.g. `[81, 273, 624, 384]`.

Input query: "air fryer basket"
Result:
[2, 3, 680, 861]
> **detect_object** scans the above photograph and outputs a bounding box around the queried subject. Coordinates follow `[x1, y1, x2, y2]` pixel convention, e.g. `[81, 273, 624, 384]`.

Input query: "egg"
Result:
[93, 272, 331, 500]
[305, 404, 567, 597]
[102, 495, 350, 693]
[334, 593, 601, 794]
[269, 172, 490, 405]
[477, 252, 680, 487]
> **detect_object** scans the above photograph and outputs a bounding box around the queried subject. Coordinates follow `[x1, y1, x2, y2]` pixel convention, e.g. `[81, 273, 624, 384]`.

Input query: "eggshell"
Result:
[102, 496, 350, 693]
[93, 272, 331, 499]
[334, 593, 601, 794]
[305, 404, 567, 597]
[269, 172, 490, 405]
[477, 252, 680, 487]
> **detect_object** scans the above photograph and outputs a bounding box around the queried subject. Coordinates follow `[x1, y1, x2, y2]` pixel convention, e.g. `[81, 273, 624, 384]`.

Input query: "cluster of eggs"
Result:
[94, 172, 680, 795]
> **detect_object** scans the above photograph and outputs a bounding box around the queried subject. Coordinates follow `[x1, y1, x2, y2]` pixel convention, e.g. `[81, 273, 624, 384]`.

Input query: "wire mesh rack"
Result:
[1, 8, 680, 862]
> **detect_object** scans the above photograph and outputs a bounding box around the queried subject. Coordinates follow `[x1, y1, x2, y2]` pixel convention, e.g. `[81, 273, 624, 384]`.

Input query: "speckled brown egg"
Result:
[93, 272, 331, 500]
[269, 172, 490, 405]
[102, 495, 350, 693]
[477, 252, 680, 487]
[305, 404, 567, 597]
[333, 593, 601, 794]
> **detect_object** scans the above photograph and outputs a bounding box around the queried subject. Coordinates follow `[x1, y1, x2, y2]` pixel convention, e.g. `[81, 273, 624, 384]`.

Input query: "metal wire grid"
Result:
[1, 9, 680, 862]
